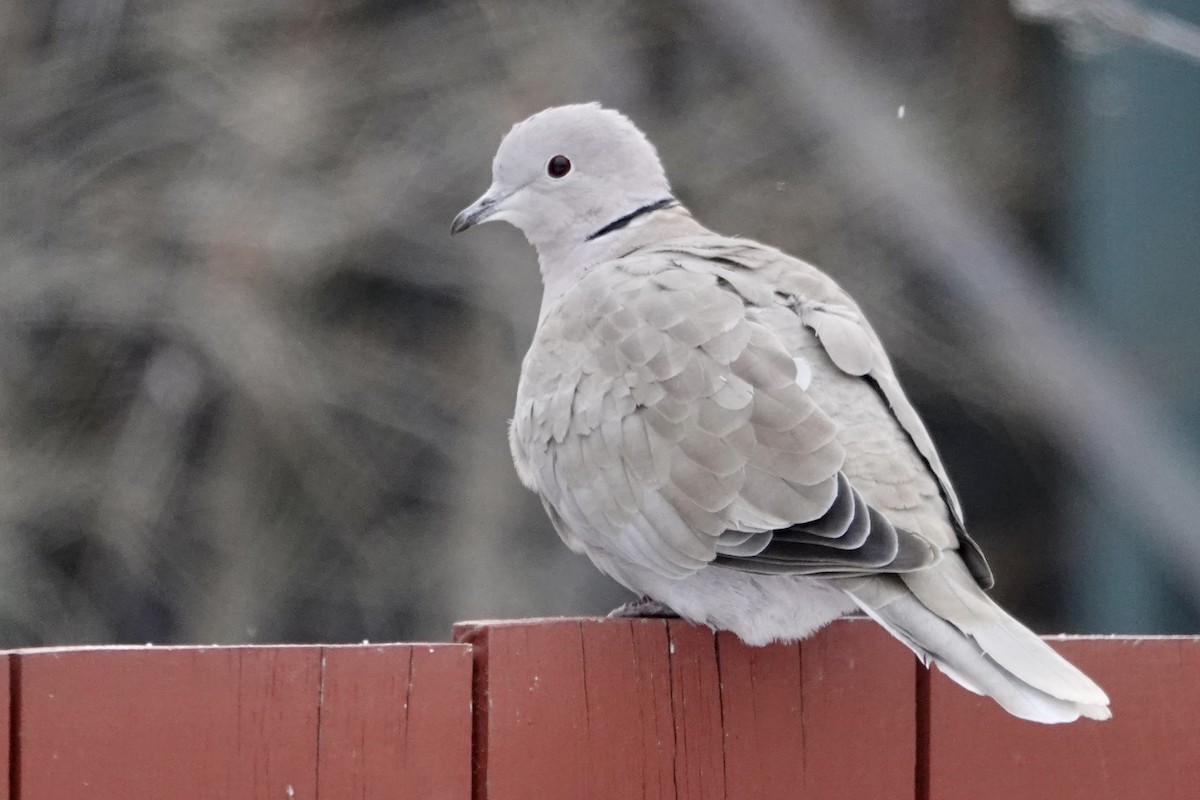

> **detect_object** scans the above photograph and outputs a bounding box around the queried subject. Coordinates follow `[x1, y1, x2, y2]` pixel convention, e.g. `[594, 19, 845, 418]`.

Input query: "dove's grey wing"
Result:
[648, 237, 993, 588]
[510, 252, 938, 588]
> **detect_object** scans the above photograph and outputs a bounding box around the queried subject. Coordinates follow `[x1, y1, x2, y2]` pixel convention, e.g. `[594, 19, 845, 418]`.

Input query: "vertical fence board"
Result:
[715, 621, 916, 800]
[796, 622, 917, 799]
[927, 637, 1200, 800]
[714, 630, 805, 800]
[233, 648, 323, 796]
[665, 620, 727, 800]
[0, 654, 9, 799]
[578, 618, 677, 800]
[16, 646, 321, 799]
[401, 645, 474, 798]
[455, 618, 659, 800]
[315, 644, 472, 800]
[455, 616, 916, 800]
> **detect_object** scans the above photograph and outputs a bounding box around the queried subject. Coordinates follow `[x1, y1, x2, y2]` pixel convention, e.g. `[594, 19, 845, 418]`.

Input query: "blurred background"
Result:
[1, 0, 1198, 647]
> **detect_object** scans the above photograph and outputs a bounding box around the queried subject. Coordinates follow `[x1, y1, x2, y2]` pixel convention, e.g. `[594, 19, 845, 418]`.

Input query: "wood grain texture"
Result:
[316, 644, 472, 800]
[453, 616, 916, 800]
[12, 643, 472, 800]
[718, 621, 917, 800]
[926, 636, 1200, 800]
[3, 627, 1194, 798]
[17, 646, 321, 799]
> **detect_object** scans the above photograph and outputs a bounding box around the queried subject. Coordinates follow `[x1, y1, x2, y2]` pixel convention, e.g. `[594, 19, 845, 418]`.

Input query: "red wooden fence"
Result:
[1, 618, 1195, 799]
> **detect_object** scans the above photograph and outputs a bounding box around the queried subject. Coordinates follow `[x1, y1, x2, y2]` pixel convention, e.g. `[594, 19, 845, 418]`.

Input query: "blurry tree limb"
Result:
[95, 343, 204, 577]
[695, 0, 1200, 597]
[1013, 0, 1200, 62]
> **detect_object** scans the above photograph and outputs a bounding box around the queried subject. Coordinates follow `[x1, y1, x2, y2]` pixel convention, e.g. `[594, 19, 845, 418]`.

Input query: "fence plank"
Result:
[315, 644, 473, 800]
[1, 654, 9, 799]
[455, 617, 650, 800]
[714, 622, 917, 799]
[16, 646, 322, 799]
[4, 625, 1192, 798]
[926, 636, 1200, 800]
[11, 643, 473, 800]
[454, 616, 916, 800]
[793, 622, 916, 798]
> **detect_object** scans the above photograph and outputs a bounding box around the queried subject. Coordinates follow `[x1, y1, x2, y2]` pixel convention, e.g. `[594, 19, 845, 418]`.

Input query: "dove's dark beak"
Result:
[451, 190, 501, 234]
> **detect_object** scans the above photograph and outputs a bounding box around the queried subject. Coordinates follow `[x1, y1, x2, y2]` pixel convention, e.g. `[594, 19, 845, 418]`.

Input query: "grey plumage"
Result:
[453, 103, 1110, 723]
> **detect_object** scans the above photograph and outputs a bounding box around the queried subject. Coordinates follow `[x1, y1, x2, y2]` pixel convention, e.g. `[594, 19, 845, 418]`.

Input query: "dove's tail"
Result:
[845, 558, 1111, 724]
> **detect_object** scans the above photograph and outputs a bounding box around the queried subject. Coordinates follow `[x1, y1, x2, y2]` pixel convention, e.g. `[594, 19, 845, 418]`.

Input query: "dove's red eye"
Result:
[547, 155, 571, 178]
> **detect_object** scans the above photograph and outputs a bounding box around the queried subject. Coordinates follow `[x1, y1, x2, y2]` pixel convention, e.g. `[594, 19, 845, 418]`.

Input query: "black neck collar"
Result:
[586, 197, 677, 242]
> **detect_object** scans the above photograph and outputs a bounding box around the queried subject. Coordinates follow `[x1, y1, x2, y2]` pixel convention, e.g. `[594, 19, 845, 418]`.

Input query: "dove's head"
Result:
[451, 104, 675, 262]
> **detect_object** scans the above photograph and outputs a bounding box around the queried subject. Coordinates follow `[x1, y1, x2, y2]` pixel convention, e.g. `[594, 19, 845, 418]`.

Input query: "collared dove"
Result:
[452, 103, 1110, 723]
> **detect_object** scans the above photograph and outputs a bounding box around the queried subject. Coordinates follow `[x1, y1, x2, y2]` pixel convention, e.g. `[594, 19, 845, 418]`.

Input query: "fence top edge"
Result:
[453, 615, 668, 629]
[1041, 633, 1200, 642]
[454, 616, 1200, 643]
[5, 622, 1193, 657]
[0, 641, 472, 657]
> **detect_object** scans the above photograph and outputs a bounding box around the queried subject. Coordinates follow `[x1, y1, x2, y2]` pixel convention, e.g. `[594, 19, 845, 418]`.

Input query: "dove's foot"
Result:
[607, 596, 680, 618]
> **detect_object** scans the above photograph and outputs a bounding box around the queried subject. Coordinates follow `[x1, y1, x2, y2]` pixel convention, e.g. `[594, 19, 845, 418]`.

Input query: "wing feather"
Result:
[514, 247, 966, 585]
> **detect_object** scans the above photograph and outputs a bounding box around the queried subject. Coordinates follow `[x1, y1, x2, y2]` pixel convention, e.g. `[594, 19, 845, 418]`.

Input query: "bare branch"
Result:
[1014, 0, 1200, 62]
